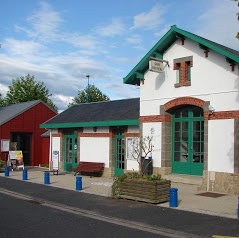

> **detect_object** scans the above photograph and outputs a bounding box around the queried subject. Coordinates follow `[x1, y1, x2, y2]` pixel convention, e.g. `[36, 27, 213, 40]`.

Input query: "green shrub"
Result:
[0, 159, 6, 167]
[111, 172, 162, 199]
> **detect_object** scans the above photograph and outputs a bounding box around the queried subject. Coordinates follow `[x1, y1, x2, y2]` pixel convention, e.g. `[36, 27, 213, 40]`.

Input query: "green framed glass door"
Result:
[114, 131, 125, 177]
[64, 135, 78, 171]
[172, 106, 204, 176]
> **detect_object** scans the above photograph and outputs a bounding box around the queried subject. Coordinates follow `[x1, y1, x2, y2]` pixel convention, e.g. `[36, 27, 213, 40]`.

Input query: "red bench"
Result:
[71, 162, 105, 177]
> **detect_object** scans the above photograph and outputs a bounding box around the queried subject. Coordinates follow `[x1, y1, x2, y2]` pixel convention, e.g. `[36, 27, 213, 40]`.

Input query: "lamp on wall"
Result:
[208, 105, 215, 114]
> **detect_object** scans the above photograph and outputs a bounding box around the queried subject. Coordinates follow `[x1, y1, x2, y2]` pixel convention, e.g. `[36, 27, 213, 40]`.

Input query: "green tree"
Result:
[68, 84, 110, 107]
[233, 0, 239, 39]
[0, 93, 5, 106]
[4, 74, 57, 112]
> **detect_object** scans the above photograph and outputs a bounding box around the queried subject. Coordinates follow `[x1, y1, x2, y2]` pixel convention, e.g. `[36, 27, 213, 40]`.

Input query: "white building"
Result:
[123, 25, 239, 194]
[41, 25, 239, 194]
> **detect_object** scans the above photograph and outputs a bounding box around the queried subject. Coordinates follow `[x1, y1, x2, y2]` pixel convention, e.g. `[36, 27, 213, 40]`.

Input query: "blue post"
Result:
[44, 171, 50, 185]
[22, 169, 28, 180]
[169, 188, 178, 207]
[76, 176, 82, 191]
[4, 166, 9, 177]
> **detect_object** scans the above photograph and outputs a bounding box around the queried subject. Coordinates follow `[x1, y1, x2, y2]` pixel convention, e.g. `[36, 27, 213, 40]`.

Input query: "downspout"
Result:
[49, 130, 52, 170]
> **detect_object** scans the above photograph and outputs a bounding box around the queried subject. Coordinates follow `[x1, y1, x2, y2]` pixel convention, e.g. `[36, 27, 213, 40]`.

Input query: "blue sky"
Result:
[0, 0, 238, 111]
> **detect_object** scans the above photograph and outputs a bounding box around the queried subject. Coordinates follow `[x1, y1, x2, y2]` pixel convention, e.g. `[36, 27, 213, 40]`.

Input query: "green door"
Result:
[64, 135, 78, 171]
[172, 106, 204, 176]
[114, 131, 125, 177]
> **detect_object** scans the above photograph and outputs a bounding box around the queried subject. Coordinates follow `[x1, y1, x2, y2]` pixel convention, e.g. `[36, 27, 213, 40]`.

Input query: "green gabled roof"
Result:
[123, 25, 239, 85]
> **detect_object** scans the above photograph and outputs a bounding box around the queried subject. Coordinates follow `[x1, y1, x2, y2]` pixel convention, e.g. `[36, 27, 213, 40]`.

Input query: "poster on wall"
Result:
[8, 150, 24, 169]
[126, 137, 139, 160]
[52, 151, 59, 170]
[1, 139, 10, 152]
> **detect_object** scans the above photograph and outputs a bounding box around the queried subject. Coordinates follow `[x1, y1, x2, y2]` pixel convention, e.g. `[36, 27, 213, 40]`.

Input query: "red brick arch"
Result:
[164, 97, 206, 112]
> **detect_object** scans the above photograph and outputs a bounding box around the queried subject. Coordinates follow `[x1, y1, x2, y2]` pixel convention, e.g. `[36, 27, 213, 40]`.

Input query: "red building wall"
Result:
[41, 137, 50, 165]
[0, 102, 56, 166]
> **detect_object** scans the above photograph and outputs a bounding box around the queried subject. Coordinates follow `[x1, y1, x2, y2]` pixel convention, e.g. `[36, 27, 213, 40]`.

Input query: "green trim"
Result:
[123, 25, 239, 85]
[40, 119, 139, 129]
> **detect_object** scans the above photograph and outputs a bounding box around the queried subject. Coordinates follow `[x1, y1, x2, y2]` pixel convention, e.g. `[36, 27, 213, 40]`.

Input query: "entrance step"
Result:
[162, 174, 203, 185]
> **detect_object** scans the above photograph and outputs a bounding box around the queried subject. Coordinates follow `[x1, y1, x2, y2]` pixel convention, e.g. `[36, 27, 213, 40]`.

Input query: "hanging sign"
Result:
[149, 60, 164, 73]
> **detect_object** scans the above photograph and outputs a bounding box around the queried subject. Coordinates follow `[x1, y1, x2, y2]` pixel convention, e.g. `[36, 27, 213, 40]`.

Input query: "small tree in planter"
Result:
[130, 128, 154, 175]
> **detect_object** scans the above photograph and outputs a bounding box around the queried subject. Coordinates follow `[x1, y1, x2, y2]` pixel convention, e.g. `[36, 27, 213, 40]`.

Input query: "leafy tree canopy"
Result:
[0, 93, 5, 106]
[68, 84, 110, 107]
[3, 74, 57, 112]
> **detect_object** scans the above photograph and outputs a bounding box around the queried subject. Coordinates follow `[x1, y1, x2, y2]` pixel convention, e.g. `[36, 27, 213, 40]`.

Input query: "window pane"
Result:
[181, 109, 188, 117]
[180, 153, 188, 162]
[181, 141, 188, 154]
[174, 152, 180, 162]
[174, 131, 180, 141]
[192, 107, 203, 117]
[182, 121, 188, 131]
[193, 121, 201, 131]
[175, 111, 181, 118]
[175, 122, 180, 131]
[182, 131, 188, 141]
[174, 142, 181, 151]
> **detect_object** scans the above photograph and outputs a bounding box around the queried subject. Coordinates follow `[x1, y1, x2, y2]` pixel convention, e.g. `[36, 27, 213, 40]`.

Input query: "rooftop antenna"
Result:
[86, 75, 90, 102]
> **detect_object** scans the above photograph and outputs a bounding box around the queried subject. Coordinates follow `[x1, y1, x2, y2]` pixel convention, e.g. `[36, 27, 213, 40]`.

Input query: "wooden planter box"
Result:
[119, 179, 171, 204]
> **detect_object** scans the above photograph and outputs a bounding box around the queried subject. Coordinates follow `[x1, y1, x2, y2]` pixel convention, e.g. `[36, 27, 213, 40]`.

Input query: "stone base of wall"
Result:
[153, 167, 171, 175]
[202, 170, 239, 194]
[103, 167, 113, 178]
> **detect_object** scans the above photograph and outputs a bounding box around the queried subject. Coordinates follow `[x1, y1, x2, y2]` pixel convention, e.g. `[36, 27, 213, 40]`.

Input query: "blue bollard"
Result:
[76, 176, 82, 191]
[44, 171, 50, 185]
[4, 166, 9, 177]
[169, 188, 178, 207]
[22, 169, 28, 180]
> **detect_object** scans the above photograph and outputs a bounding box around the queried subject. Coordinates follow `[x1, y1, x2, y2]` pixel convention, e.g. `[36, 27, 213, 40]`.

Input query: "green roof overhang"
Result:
[40, 119, 139, 129]
[123, 25, 239, 85]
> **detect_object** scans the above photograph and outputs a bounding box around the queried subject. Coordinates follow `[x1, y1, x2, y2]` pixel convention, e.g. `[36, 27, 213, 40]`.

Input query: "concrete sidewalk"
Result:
[0, 166, 238, 219]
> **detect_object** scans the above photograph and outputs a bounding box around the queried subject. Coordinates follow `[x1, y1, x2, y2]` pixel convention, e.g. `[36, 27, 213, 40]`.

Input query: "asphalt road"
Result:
[0, 193, 171, 238]
[0, 177, 239, 238]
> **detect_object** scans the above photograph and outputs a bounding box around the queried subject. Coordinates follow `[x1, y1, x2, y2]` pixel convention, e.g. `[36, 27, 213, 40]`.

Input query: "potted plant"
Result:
[112, 129, 171, 204]
[112, 173, 171, 204]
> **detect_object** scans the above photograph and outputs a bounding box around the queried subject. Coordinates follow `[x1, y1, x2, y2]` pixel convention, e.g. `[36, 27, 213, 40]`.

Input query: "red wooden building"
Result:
[0, 100, 56, 166]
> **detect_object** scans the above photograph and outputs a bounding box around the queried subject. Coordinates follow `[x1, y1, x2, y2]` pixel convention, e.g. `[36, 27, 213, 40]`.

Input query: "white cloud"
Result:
[3, 38, 45, 57]
[126, 34, 142, 44]
[97, 19, 126, 37]
[25, 1, 63, 41]
[197, 0, 239, 50]
[131, 4, 165, 30]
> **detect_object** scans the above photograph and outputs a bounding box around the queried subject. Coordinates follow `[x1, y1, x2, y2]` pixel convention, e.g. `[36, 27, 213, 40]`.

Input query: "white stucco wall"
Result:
[80, 137, 110, 167]
[140, 39, 239, 116]
[83, 127, 109, 133]
[208, 119, 234, 173]
[142, 122, 162, 168]
[127, 125, 139, 133]
[126, 159, 139, 171]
